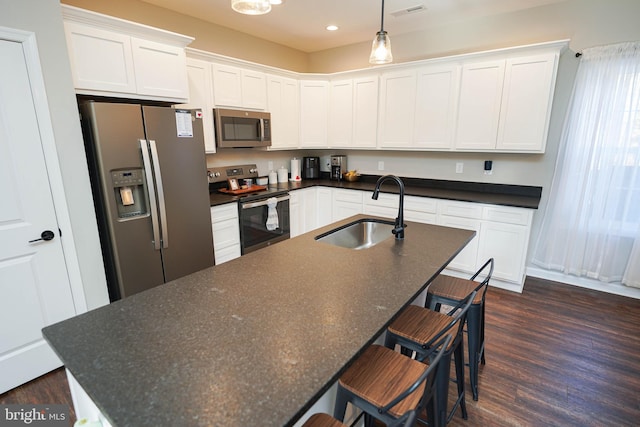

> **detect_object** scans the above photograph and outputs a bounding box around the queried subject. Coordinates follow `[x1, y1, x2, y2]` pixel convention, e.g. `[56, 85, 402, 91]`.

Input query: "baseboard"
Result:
[526, 266, 640, 300]
[442, 268, 524, 293]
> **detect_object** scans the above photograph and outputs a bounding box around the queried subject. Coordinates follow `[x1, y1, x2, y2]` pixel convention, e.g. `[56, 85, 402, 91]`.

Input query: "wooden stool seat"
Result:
[338, 345, 427, 418]
[428, 275, 483, 304]
[301, 413, 348, 427]
[388, 305, 455, 349]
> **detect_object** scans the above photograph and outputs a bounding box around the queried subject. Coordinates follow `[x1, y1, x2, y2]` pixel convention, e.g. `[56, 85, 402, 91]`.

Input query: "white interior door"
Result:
[0, 38, 77, 393]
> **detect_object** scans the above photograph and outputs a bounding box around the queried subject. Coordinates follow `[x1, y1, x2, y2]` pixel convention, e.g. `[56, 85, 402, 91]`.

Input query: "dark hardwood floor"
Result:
[1, 277, 639, 426]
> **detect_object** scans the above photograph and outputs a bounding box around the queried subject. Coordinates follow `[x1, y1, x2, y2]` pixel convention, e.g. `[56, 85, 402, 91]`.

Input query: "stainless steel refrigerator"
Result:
[80, 101, 214, 300]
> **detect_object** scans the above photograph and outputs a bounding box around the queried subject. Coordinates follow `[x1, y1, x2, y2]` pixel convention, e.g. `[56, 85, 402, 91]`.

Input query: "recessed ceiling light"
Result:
[270, 0, 283, 4]
[326, 25, 339, 31]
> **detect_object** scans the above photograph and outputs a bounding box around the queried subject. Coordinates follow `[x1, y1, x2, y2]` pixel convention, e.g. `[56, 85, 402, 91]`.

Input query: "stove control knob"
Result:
[249, 168, 258, 174]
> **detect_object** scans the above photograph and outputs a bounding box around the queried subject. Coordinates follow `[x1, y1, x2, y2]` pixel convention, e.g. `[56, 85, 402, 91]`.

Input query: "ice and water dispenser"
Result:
[110, 169, 149, 220]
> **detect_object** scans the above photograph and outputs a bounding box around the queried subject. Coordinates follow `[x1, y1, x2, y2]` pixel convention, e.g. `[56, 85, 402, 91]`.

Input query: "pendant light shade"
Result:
[231, 0, 271, 15]
[369, 0, 393, 64]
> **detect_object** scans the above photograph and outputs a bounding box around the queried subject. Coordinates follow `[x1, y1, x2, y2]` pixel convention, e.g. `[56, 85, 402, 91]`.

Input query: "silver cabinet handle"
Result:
[149, 140, 169, 249]
[140, 139, 161, 250]
[241, 194, 290, 209]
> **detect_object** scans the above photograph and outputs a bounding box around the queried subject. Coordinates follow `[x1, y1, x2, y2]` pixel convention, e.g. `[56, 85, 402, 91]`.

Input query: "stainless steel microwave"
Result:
[213, 108, 271, 148]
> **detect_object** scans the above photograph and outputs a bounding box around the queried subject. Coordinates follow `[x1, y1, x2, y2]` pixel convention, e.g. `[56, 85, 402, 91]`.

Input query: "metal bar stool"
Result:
[384, 290, 476, 425]
[302, 410, 417, 427]
[426, 258, 494, 401]
[332, 334, 451, 427]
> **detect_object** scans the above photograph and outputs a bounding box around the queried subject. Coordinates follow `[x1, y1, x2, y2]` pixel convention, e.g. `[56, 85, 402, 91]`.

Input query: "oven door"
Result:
[239, 194, 290, 254]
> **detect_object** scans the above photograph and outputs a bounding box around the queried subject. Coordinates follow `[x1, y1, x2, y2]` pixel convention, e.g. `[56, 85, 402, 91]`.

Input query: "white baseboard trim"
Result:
[442, 268, 524, 293]
[526, 266, 640, 300]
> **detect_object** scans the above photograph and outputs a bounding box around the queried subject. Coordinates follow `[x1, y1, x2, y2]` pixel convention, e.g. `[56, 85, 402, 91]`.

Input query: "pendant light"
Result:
[231, 0, 271, 15]
[369, 0, 393, 64]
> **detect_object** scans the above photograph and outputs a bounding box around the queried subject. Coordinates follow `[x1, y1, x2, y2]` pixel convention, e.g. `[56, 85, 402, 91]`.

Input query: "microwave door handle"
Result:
[140, 139, 161, 250]
[149, 140, 169, 249]
[259, 118, 265, 142]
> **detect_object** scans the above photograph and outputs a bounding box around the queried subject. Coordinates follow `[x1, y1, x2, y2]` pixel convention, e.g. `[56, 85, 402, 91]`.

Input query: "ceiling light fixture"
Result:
[369, 0, 393, 64]
[231, 0, 271, 15]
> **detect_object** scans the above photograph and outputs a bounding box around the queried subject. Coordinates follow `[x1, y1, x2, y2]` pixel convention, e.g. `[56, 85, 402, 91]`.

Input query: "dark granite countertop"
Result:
[209, 175, 542, 209]
[43, 215, 475, 427]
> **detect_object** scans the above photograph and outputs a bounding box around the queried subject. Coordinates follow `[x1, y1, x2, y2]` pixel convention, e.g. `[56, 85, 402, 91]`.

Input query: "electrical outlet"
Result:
[268, 161, 273, 171]
[378, 161, 385, 171]
[456, 162, 464, 174]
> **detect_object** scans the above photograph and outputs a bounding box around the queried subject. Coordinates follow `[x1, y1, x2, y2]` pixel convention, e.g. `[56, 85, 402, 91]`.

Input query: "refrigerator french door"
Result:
[81, 101, 214, 300]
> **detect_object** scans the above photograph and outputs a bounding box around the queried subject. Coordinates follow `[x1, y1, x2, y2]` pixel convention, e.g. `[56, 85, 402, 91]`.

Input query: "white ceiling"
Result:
[140, 0, 568, 53]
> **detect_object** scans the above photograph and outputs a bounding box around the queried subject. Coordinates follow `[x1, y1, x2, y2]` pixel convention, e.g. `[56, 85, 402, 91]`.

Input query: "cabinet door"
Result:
[496, 53, 557, 152]
[268, 76, 299, 149]
[328, 79, 353, 147]
[378, 70, 417, 147]
[316, 187, 333, 228]
[438, 215, 480, 273]
[454, 60, 505, 150]
[414, 65, 460, 149]
[64, 21, 137, 94]
[177, 58, 215, 153]
[332, 189, 363, 222]
[241, 69, 267, 110]
[212, 64, 242, 107]
[131, 37, 188, 100]
[289, 191, 302, 238]
[353, 76, 379, 148]
[478, 221, 529, 283]
[300, 80, 329, 147]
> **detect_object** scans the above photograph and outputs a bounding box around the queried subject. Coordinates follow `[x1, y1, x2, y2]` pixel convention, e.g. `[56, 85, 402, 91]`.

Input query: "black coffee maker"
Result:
[302, 156, 320, 179]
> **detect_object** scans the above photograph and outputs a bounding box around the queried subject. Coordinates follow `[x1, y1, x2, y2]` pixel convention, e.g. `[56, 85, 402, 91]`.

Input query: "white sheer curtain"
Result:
[532, 41, 640, 288]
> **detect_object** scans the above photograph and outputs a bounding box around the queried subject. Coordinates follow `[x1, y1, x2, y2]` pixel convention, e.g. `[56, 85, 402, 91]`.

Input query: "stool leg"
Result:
[467, 305, 482, 401]
[454, 340, 468, 420]
[333, 386, 349, 422]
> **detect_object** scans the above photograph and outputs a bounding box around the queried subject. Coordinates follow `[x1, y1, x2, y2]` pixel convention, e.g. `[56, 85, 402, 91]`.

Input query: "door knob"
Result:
[29, 230, 55, 243]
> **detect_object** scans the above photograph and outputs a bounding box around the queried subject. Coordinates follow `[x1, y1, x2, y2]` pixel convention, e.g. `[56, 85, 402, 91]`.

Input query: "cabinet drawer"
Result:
[214, 244, 241, 265]
[482, 205, 531, 225]
[405, 195, 437, 214]
[211, 203, 238, 222]
[405, 210, 437, 225]
[363, 191, 398, 208]
[438, 200, 483, 219]
[333, 189, 363, 203]
[363, 204, 396, 219]
[211, 218, 240, 248]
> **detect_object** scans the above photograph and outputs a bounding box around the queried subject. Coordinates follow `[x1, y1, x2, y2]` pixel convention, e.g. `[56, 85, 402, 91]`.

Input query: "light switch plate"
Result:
[456, 162, 463, 173]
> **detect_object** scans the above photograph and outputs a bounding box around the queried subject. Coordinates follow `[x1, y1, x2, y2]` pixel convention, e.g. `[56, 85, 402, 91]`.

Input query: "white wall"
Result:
[0, 0, 109, 310]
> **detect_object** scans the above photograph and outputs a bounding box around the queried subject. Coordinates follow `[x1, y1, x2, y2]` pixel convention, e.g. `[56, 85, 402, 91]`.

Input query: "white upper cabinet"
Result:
[176, 57, 215, 153]
[267, 75, 299, 150]
[352, 76, 379, 148]
[455, 51, 559, 152]
[454, 59, 506, 150]
[378, 70, 417, 147]
[62, 5, 191, 102]
[413, 64, 460, 149]
[496, 54, 558, 152]
[328, 76, 379, 149]
[299, 80, 329, 148]
[328, 79, 353, 147]
[211, 64, 267, 110]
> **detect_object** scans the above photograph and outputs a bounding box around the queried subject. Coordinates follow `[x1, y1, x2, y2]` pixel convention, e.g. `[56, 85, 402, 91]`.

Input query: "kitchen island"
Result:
[43, 215, 475, 427]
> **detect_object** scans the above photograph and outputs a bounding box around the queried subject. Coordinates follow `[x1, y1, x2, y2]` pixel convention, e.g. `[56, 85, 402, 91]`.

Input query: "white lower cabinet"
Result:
[332, 189, 363, 222]
[210, 203, 241, 264]
[290, 188, 318, 237]
[478, 205, 532, 285]
[317, 187, 334, 229]
[437, 200, 483, 273]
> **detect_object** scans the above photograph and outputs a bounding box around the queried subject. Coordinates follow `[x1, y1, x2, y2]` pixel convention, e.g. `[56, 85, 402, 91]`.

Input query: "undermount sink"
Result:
[315, 218, 395, 250]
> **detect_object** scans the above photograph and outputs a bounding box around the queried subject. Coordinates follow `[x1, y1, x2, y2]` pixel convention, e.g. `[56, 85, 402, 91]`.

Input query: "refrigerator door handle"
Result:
[149, 139, 169, 249]
[140, 139, 161, 250]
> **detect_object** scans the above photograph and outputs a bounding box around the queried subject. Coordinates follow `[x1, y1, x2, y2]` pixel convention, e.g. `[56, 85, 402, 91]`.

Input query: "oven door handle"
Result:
[241, 194, 290, 209]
